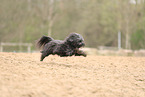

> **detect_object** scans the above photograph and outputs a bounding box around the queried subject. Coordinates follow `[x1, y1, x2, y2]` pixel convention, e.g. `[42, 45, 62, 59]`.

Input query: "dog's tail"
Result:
[36, 36, 53, 49]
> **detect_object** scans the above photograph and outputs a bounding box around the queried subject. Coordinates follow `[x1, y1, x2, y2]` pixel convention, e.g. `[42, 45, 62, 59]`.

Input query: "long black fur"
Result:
[37, 36, 53, 49]
[36, 33, 87, 61]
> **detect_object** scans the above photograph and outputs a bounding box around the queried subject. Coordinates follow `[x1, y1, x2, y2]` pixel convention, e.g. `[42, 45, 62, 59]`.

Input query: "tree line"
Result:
[0, 0, 145, 50]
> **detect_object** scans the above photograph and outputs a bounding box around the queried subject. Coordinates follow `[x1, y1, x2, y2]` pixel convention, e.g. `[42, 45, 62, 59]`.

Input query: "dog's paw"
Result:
[82, 53, 87, 57]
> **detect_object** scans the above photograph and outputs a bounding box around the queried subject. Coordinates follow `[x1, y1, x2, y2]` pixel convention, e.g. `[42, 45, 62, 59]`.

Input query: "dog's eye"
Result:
[79, 40, 82, 42]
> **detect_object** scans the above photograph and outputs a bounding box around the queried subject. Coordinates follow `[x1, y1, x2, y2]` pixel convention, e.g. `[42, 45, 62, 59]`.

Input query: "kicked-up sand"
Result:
[0, 52, 145, 97]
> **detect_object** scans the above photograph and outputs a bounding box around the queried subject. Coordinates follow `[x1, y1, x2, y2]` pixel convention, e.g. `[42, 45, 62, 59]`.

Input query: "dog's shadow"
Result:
[40, 60, 86, 69]
[48, 62, 73, 68]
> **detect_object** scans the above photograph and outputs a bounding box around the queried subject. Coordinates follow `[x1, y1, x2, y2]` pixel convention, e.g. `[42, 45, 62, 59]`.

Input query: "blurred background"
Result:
[0, 0, 145, 56]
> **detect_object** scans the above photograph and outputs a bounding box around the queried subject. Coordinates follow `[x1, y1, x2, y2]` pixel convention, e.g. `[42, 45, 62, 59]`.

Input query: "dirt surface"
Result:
[0, 52, 145, 97]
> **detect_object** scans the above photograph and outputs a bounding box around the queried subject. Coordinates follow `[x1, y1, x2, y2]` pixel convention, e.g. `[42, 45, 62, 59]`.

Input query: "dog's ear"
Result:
[68, 38, 73, 42]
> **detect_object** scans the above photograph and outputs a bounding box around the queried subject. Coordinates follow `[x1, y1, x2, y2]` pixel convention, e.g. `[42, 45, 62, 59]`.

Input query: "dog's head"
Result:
[65, 33, 85, 48]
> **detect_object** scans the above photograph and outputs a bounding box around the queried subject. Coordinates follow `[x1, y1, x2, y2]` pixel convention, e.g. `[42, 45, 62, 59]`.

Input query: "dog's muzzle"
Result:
[79, 42, 85, 47]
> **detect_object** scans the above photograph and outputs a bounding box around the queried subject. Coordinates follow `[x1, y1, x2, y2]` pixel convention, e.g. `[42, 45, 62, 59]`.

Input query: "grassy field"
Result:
[0, 52, 145, 97]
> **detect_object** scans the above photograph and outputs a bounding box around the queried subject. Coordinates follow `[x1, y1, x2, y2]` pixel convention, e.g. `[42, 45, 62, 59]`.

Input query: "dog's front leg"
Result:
[75, 50, 87, 57]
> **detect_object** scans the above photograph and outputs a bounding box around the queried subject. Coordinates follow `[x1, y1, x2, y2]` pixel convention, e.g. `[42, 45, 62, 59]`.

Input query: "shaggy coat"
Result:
[37, 33, 86, 61]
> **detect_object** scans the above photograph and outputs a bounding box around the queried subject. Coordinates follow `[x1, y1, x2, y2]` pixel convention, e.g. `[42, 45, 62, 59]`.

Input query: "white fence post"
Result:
[0, 42, 32, 52]
[0, 43, 3, 52]
[118, 31, 121, 50]
[27, 44, 31, 53]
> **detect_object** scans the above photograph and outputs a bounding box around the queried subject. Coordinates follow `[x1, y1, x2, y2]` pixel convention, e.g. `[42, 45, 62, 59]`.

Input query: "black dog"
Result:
[37, 33, 87, 61]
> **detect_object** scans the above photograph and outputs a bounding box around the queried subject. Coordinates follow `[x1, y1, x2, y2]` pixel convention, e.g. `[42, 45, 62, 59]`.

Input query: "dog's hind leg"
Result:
[40, 54, 45, 61]
[40, 52, 50, 61]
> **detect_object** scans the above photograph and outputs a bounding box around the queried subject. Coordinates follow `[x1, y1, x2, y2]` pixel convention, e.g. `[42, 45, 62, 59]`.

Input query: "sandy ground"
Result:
[0, 52, 145, 97]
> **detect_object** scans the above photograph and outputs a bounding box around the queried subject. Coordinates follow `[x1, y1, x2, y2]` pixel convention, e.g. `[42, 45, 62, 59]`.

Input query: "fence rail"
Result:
[98, 46, 118, 51]
[0, 42, 32, 52]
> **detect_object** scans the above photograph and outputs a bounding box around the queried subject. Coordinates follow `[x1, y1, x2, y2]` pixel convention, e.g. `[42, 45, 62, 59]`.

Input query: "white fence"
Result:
[82, 47, 145, 57]
[0, 42, 32, 52]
